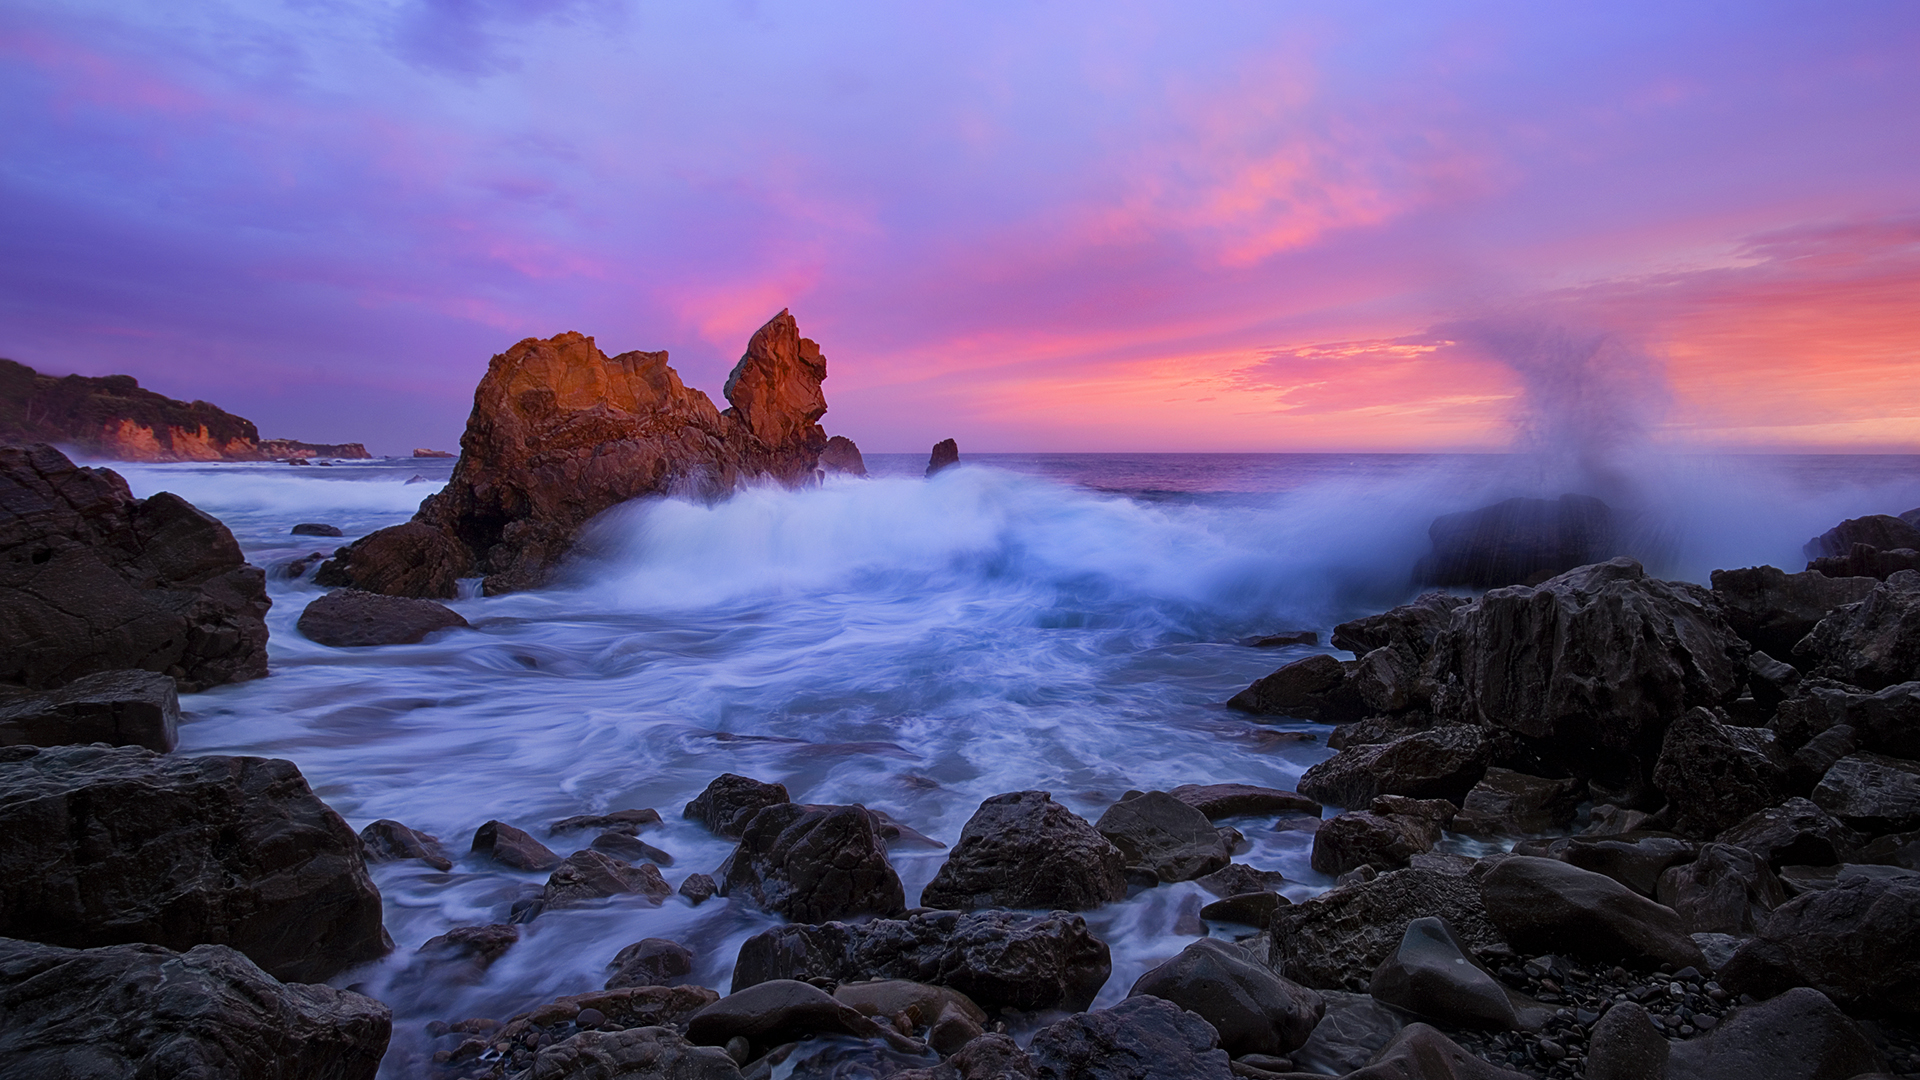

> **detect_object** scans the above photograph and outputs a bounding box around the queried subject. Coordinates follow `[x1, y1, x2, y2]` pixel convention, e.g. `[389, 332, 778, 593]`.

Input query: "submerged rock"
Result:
[1094, 790, 1231, 883]
[1413, 493, 1616, 589]
[920, 791, 1126, 912]
[296, 588, 469, 647]
[0, 668, 179, 752]
[358, 818, 453, 871]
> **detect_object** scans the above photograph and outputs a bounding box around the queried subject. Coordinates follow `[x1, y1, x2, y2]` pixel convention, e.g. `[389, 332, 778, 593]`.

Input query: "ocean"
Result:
[104, 450, 1920, 1075]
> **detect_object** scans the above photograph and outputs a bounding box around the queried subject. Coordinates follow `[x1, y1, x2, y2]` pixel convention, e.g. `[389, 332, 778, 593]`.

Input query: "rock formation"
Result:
[0, 358, 368, 461]
[820, 434, 867, 475]
[927, 438, 960, 476]
[1414, 493, 1617, 588]
[320, 309, 839, 596]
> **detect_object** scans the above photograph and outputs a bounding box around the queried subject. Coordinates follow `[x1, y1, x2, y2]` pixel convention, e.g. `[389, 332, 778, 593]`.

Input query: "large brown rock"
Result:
[1479, 856, 1704, 969]
[1129, 938, 1325, 1057]
[1271, 868, 1502, 991]
[1710, 565, 1878, 660]
[921, 791, 1126, 911]
[311, 522, 472, 599]
[0, 744, 390, 983]
[1720, 872, 1920, 1016]
[296, 588, 469, 647]
[719, 802, 906, 923]
[0, 443, 269, 691]
[1297, 725, 1492, 809]
[0, 938, 391, 1080]
[0, 668, 179, 752]
[1795, 571, 1920, 690]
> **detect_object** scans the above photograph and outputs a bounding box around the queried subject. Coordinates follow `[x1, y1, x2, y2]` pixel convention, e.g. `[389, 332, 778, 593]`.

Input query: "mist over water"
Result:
[111, 450, 1918, 1075]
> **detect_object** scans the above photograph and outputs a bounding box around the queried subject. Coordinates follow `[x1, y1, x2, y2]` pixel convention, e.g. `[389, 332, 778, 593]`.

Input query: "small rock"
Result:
[541, 849, 671, 909]
[359, 818, 453, 872]
[1226, 653, 1366, 723]
[589, 830, 674, 865]
[296, 589, 468, 648]
[471, 819, 562, 872]
[1096, 790, 1232, 883]
[926, 438, 960, 477]
[1297, 725, 1491, 809]
[1169, 783, 1320, 820]
[291, 523, 344, 537]
[550, 808, 662, 835]
[679, 872, 716, 904]
[720, 803, 905, 922]
[1026, 994, 1232, 1079]
[605, 938, 695, 989]
[683, 773, 790, 839]
[921, 791, 1126, 912]
[1130, 938, 1325, 1057]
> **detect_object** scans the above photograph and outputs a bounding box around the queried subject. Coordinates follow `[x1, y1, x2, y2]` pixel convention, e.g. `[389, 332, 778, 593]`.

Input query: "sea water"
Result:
[105, 451, 1920, 1074]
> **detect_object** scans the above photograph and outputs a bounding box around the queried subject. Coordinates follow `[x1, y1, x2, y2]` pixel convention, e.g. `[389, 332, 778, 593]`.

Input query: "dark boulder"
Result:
[1720, 872, 1920, 1015]
[0, 938, 390, 1080]
[684, 773, 791, 839]
[588, 830, 672, 865]
[920, 791, 1126, 912]
[1368, 917, 1547, 1032]
[1195, 863, 1288, 898]
[1026, 994, 1232, 1080]
[1290, 990, 1414, 1076]
[731, 909, 1110, 1014]
[0, 744, 389, 983]
[1710, 565, 1877, 661]
[1311, 808, 1442, 877]
[1749, 650, 1804, 709]
[399, 923, 518, 988]
[1449, 768, 1584, 837]
[551, 807, 663, 836]
[1809, 543, 1920, 581]
[1296, 726, 1491, 809]
[1794, 571, 1920, 690]
[1777, 681, 1920, 760]
[1718, 797, 1857, 869]
[1478, 856, 1704, 969]
[1169, 783, 1320, 820]
[1271, 868, 1502, 991]
[542, 850, 670, 910]
[832, 980, 987, 1054]
[1413, 493, 1616, 589]
[1652, 707, 1794, 838]
[505, 1026, 742, 1080]
[926, 439, 959, 477]
[820, 434, 867, 476]
[1344, 1022, 1533, 1080]
[1199, 891, 1287, 925]
[1584, 1001, 1668, 1080]
[292, 522, 344, 537]
[1654, 842, 1786, 934]
[296, 588, 468, 647]
[719, 802, 905, 922]
[1095, 791, 1231, 882]
[0, 443, 270, 691]
[1539, 835, 1697, 897]
[1806, 514, 1920, 560]
[685, 979, 912, 1059]
[679, 873, 716, 904]
[1225, 653, 1366, 722]
[1666, 987, 1884, 1080]
[313, 522, 472, 600]
[0, 668, 178, 752]
[605, 937, 694, 989]
[358, 818, 452, 871]
[1333, 593, 1471, 659]
[471, 819, 562, 872]
[1811, 752, 1920, 831]
[1129, 937, 1325, 1057]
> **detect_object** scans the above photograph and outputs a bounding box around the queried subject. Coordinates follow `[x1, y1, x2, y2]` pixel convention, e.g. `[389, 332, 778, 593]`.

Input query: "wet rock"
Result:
[1584, 1000, 1668, 1080]
[926, 439, 959, 477]
[1129, 937, 1326, 1057]
[1333, 593, 1471, 661]
[1720, 873, 1920, 1015]
[1581, 803, 1654, 836]
[586, 830, 672, 865]
[820, 434, 867, 476]
[1427, 558, 1747, 764]
[1170, 783, 1321, 820]
[293, 522, 345, 537]
[720, 802, 905, 923]
[833, 979, 987, 1050]
[549, 808, 662, 836]
[1344, 1022, 1532, 1080]
[504, 1026, 743, 1080]
[605, 937, 694, 989]
[1666, 987, 1884, 1080]
[1026, 994, 1232, 1080]
[1290, 990, 1413, 1076]
[1749, 650, 1804, 709]
[1810, 543, 1920, 581]
[1367, 917, 1547, 1033]
[1349, 643, 1424, 714]
[0, 668, 179, 752]
[1271, 868, 1502, 991]
[1710, 565, 1878, 660]
[921, 791, 1126, 912]
[313, 521, 474, 600]
[1718, 797, 1857, 869]
[1196, 863, 1288, 898]
[0, 938, 390, 1080]
[685, 773, 792, 839]
[1199, 891, 1287, 925]
[1479, 855, 1705, 969]
[1449, 768, 1584, 838]
[1807, 514, 1920, 560]
[0, 744, 389, 982]
[359, 818, 453, 871]
[935, 1033, 1036, 1079]
[1655, 842, 1786, 934]
[1246, 630, 1317, 647]
[406, 923, 519, 986]
[1326, 712, 1435, 752]
[542, 849, 670, 910]
[732, 909, 1110, 1014]
[1653, 707, 1794, 838]
[1297, 726, 1491, 809]
[1812, 751, 1920, 831]
[1795, 570, 1920, 690]
[686, 980, 910, 1059]
[297, 588, 469, 647]
[1414, 494, 1617, 589]
[1311, 809, 1442, 876]
[1537, 835, 1697, 896]
[1095, 790, 1231, 883]
[472, 819, 563, 872]
[1780, 681, 1920, 760]
[680, 872, 717, 904]
[1225, 653, 1366, 723]
[0, 443, 271, 691]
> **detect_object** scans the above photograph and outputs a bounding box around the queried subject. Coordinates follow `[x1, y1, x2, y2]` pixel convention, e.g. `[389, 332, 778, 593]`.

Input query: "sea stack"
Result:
[927, 438, 959, 477]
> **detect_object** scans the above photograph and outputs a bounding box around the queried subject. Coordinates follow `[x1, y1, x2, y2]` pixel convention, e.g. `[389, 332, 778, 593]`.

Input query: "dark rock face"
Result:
[926, 438, 959, 477]
[1291, 990, 1414, 1076]
[1369, 917, 1547, 1032]
[1026, 994, 1231, 1080]
[821, 434, 867, 476]
[1718, 797, 1857, 869]
[1540, 836, 1698, 897]
[1479, 856, 1704, 970]
[1168, 783, 1320, 819]
[1655, 842, 1786, 934]
[685, 773, 792, 839]
[0, 938, 391, 1080]
[1795, 571, 1920, 690]
[1776, 681, 1920, 761]
[542, 850, 670, 910]
[1666, 987, 1884, 1080]
[1312, 809, 1442, 876]
[1427, 558, 1747, 767]
[0, 668, 179, 752]
[1810, 543, 1920, 581]
[312, 522, 473, 600]
[720, 803, 905, 923]
[1811, 752, 1920, 831]
[1720, 873, 1920, 1016]
[1333, 593, 1471, 658]
[1094, 791, 1231, 882]
[358, 819, 452, 872]
[1710, 565, 1878, 660]
[1128, 938, 1325, 1057]
[1583, 1001, 1668, 1080]
[471, 819, 562, 872]
[1297, 726, 1491, 809]
[1653, 708, 1794, 838]
[1806, 514, 1920, 560]
[506, 1026, 742, 1080]
[1271, 868, 1501, 991]
[685, 979, 902, 1058]
[605, 937, 694, 989]
[1450, 768, 1584, 837]
[552, 807, 662, 836]
[921, 791, 1126, 912]
[0, 444, 270, 691]
[292, 522, 344, 536]
[1225, 652, 1366, 722]
[1413, 494, 1616, 589]
[0, 744, 389, 983]
[1195, 863, 1288, 898]
[401, 924, 518, 988]
[1345, 1022, 1534, 1080]
[731, 909, 1111, 1014]
[296, 588, 469, 647]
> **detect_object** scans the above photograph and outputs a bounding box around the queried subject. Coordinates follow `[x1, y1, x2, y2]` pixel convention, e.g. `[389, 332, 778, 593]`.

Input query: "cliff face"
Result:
[0, 359, 368, 462]
[326, 309, 835, 596]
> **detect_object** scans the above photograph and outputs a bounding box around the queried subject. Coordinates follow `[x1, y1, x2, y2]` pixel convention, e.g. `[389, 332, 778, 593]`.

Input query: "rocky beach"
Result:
[0, 312, 1916, 1079]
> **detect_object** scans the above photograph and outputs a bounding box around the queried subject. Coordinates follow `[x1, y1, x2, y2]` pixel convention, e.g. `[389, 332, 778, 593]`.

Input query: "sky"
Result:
[1, 1, 1916, 454]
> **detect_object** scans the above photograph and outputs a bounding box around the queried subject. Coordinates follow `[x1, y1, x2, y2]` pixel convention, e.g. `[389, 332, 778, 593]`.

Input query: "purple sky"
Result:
[2, 2, 1917, 453]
